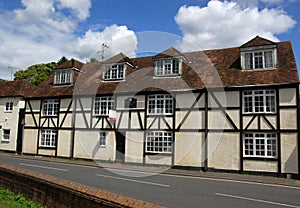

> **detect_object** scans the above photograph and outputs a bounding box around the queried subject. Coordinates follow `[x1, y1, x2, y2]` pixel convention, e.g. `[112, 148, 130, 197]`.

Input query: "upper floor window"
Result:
[5, 102, 13, 112]
[124, 97, 137, 108]
[155, 58, 182, 76]
[103, 64, 126, 81]
[241, 48, 276, 70]
[43, 99, 59, 116]
[243, 90, 276, 113]
[94, 97, 115, 116]
[148, 94, 173, 115]
[54, 69, 73, 85]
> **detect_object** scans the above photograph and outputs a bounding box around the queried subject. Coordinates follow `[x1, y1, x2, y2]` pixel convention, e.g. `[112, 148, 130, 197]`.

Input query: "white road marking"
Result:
[96, 174, 170, 188]
[215, 193, 300, 208]
[20, 163, 68, 172]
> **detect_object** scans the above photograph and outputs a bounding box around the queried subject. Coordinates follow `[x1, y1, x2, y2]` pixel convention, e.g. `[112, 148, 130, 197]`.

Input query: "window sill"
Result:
[1, 140, 10, 143]
[39, 146, 56, 149]
[4, 111, 12, 113]
[145, 152, 172, 156]
[243, 157, 277, 161]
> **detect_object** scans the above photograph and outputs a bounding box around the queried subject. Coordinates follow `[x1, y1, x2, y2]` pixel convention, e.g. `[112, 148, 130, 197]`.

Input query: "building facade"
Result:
[23, 36, 300, 177]
[0, 80, 34, 153]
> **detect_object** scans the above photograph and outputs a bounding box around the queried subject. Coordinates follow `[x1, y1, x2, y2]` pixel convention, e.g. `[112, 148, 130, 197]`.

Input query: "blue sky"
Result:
[0, 0, 299, 80]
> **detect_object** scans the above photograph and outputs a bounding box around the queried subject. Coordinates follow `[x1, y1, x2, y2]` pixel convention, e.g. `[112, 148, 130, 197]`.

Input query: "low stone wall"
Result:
[0, 163, 165, 208]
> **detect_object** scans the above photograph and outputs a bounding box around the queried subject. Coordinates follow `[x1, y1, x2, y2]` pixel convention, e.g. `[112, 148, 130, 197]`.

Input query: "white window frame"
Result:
[148, 94, 173, 115]
[241, 47, 277, 70]
[146, 131, 173, 153]
[103, 64, 126, 80]
[54, 69, 73, 85]
[5, 102, 13, 112]
[40, 129, 57, 148]
[99, 132, 106, 147]
[43, 99, 59, 116]
[244, 133, 277, 158]
[243, 90, 276, 114]
[2, 129, 10, 141]
[155, 58, 182, 76]
[94, 97, 115, 116]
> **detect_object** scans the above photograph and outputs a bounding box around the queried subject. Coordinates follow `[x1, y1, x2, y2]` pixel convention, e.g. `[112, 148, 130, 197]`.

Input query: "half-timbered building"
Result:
[23, 36, 300, 177]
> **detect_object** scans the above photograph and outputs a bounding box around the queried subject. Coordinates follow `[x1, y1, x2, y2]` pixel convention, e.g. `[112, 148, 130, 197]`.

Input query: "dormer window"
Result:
[54, 69, 73, 85]
[241, 46, 277, 70]
[103, 64, 126, 81]
[155, 58, 182, 76]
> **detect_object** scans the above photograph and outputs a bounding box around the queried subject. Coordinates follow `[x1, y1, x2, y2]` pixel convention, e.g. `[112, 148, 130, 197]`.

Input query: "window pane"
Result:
[245, 53, 253, 69]
[254, 52, 263, 68]
[264, 51, 273, 68]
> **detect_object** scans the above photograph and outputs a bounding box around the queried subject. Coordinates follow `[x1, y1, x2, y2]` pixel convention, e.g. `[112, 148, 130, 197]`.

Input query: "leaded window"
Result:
[146, 131, 173, 153]
[94, 97, 115, 115]
[244, 133, 277, 158]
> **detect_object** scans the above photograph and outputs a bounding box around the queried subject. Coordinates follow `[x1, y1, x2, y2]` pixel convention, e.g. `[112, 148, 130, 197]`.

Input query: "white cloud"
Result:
[0, 0, 137, 80]
[175, 0, 296, 51]
[57, 0, 91, 21]
[73, 25, 138, 60]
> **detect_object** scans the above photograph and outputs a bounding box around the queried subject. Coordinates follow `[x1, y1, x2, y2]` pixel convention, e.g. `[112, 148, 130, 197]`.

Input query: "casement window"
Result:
[155, 58, 182, 76]
[99, 132, 106, 147]
[2, 129, 10, 141]
[241, 49, 276, 70]
[146, 131, 172, 153]
[54, 69, 73, 85]
[43, 99, 59, 116]
[244, 133, 277, 158]
[5, 102, 13, 112]
[94, 97, 115, 116]
[40, 129, 57, 148]
[148, 94, 173, 115]
[103, 64, 125, 80]
[243, 90, 276, 113]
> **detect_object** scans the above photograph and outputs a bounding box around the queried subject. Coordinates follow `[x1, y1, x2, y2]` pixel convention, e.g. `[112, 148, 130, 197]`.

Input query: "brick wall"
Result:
[0, 163, 165, 208]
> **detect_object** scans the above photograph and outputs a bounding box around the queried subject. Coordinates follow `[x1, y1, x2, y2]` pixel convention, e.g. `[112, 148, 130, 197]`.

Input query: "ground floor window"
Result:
[146, 131, 172, 153]
[99, 132, 106, 147]
[2, 129, 10, 141]
[40, 129, 57, 148]
[244, 133, 277, 158]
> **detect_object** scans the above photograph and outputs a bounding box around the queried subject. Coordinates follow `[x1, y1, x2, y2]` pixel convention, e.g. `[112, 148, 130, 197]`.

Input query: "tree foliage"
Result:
[14, 56, 69, 86]
[86, 57, 99, 64]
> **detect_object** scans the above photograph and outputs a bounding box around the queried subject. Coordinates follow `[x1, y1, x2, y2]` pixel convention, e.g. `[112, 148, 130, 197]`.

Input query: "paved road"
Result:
[1, 155, 300, 208]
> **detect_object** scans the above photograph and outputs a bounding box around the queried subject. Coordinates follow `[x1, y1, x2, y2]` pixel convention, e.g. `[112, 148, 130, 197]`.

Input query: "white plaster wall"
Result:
[74, 130, 115, 161]
[23, 129, 38, 154]
[175, 132, 203, 167]
[125, 131, 144, 163]
[279, 88, 296, 106]
[281, 133, 298, 174]
[280, 109, 297, 129]
[145, 155, 172, 165]
[176, 111, 203, 130]
[57, 130, 72, 157]
[244, 160, 277, 172]
[0, 97, 22, 152]
[39, 149, 56, 156]
[207, 133, 240, 170]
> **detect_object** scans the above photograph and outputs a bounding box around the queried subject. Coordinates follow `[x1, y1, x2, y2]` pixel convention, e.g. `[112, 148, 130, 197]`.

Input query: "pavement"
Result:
[1, 152, 300, 188]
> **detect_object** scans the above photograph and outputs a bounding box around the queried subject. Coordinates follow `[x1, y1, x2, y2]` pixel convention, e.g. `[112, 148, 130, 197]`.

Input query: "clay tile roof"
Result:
[56, 59, 84, 70]
[24, 36, 299, 98]
[241, 35, 276, 48]
[102, 53, 135, 67]
[0, 80, 36, 98]
[153, 47, 185, 59]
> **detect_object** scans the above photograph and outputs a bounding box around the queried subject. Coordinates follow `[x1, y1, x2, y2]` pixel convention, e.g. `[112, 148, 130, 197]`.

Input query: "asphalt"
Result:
[1, 152, 300, 188]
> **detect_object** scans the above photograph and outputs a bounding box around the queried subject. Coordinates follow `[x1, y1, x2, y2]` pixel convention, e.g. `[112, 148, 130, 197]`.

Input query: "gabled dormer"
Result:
[153, 47, 185, 77]
[53, 59, 84, 86]
[240, 36, 277, 70]
[101, 53, 135, 81]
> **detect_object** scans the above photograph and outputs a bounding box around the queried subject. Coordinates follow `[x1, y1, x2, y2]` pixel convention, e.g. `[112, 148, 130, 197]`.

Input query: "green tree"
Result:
[86, 57, 98, 63]
[57, 56, 68, 65]
[14, 56, 69, 86]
